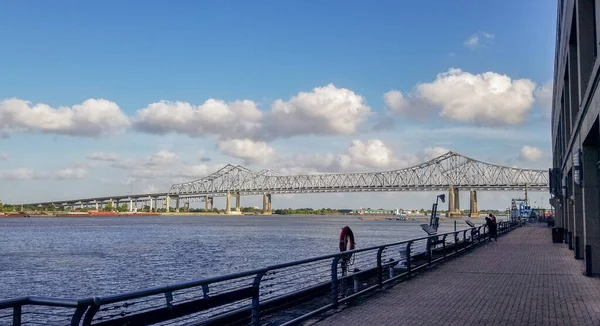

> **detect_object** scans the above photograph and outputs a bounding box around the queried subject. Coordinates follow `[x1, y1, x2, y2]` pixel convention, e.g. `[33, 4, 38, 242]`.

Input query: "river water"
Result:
[0, 215, 478, 300]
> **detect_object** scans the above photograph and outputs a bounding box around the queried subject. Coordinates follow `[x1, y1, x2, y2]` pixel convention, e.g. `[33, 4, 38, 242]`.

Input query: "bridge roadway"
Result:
[311, 225, 600, 326]
[16, 152, 549, 214]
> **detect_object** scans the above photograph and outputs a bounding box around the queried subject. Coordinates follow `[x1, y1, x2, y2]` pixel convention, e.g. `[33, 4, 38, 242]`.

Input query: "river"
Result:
[0, 215, 480, 300]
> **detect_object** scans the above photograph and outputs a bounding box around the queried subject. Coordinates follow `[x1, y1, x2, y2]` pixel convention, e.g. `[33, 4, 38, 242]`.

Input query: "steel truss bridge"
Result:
[168, 151, 548, 196]
[18, 151, 548, 214]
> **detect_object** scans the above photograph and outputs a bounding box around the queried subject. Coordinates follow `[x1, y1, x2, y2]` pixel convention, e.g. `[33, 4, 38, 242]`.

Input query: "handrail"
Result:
[0, 296, 94, 309]
[0, 220, 518, 326]
[97, 268, 267, 304]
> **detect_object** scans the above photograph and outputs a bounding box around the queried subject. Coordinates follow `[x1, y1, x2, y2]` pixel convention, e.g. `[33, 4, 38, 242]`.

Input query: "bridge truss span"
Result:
[168, 151, 549, 196]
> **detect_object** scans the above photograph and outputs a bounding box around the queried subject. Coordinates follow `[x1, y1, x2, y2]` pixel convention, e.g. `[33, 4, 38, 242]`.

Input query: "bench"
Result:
[420, 224, 444, 247]
[465, 220, 481, 240]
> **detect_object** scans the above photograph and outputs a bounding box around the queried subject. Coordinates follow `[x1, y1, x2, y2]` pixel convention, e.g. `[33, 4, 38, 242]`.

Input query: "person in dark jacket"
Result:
[487, 213, 498, 241]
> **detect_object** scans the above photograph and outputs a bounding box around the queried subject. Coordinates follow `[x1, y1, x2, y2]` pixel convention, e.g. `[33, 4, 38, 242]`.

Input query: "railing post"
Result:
[454, 231, 459, 251]
[426, 237, 432, 266]
[12, 305, 21, 326]
[377, 247, 385, 288]
[405, 241, 413, 278]
[82, 298, 101, 326]
[251, 271, 266, 326]
[442, 235, 447, 260]
[331, 256, 341, 309]
[70, 304, 90, 326]
[462, 230, 468, 250]
[586, 245, 593, 276]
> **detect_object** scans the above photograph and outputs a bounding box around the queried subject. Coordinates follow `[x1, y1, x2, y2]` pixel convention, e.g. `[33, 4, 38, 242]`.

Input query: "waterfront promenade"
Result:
[313, 225, 600, 326]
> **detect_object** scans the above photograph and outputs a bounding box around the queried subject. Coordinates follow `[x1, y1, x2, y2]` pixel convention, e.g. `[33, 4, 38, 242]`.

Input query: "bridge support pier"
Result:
[448, 186, 461, 217]
[204, 196, 213, 211]
[149, 197, 154, 211]
[175, 197, 180, 213]
[225, 193, 241, 215]
[235, 192, 241, 213]
[165, 196, 170, 212]
[226, 193, 231, 214]
[469, 191, 479, 218]
[263, 194, 272, 215]
[95, 201, 99, 211]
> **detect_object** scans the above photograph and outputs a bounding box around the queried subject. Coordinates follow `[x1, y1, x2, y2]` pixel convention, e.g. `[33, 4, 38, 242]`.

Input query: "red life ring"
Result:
[339, 226, 356, 252]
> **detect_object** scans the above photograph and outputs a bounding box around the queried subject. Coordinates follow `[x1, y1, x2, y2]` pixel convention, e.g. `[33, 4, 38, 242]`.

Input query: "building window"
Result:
[576, 0, 597, 99]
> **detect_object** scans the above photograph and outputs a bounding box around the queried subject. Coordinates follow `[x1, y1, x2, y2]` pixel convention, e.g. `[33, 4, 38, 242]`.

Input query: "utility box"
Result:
[552, 227, 564, 243]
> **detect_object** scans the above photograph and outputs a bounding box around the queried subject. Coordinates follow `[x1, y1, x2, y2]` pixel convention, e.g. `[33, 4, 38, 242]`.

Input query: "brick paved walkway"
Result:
[313, 225, 600, 326]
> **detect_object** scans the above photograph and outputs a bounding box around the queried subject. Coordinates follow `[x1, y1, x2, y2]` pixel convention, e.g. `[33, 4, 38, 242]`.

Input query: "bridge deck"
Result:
[311, 225, 600, 326]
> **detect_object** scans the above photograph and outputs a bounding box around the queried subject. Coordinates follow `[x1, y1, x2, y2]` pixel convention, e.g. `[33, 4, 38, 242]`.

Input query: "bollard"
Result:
[575, 236, 581, 259]
[353, 276, 360, 294]
[585, 245, 592, 276]
[389, 265, 395, 278]
[568, 232, 573, 250]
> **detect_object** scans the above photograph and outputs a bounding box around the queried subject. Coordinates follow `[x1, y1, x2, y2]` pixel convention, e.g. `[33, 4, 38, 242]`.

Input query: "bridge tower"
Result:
[225, 192, 242, 215]
[448, 186, 461, 217]
[175, 196, 180, 213]
[263, 194, 272, 215]
[204, 196, 213, 211]
[469, 191, 479, 218]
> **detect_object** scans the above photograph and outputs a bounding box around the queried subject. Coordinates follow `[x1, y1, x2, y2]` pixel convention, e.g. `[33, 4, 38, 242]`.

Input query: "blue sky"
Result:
[0, 0, 556, 209]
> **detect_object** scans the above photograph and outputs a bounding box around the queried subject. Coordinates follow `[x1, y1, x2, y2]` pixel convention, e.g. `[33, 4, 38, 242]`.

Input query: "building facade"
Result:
[551, 0, 600, 275]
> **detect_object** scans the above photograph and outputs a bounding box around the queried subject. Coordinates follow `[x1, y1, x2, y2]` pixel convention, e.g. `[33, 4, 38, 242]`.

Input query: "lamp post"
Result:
[430, 194, 446, 231]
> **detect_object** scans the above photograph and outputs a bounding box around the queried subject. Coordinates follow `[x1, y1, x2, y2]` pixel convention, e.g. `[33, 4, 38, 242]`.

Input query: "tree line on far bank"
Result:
[0, 201, 511, 216]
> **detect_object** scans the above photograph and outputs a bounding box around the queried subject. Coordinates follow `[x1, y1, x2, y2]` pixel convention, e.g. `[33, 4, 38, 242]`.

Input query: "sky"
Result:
[0, 0, 556, 210]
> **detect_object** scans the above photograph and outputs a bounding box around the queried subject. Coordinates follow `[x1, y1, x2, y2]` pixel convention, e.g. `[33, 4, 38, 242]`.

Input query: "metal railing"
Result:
[0, 221, 518, 326]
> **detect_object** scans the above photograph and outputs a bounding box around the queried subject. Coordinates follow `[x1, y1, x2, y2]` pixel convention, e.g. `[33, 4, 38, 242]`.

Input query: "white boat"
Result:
[393, 208, 407, 220]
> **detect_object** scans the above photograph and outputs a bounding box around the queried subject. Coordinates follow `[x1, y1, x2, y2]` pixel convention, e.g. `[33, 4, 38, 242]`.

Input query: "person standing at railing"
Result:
[488, 213, 498, 241]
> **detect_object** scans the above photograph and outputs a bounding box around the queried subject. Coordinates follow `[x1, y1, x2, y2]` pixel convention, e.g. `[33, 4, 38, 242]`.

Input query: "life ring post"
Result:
[339, 226, 356, 252]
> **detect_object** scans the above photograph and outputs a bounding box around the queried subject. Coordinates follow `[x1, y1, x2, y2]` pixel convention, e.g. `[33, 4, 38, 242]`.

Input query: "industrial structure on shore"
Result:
[550, 0, 600, 276]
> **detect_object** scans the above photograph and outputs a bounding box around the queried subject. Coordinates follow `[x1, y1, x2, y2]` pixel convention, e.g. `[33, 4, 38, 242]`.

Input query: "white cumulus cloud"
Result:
[519, 146, 543, 162]
[0, 98, 130, 136]
[464, 32, 494, 50]
[132, 84, 371, 141]
[217, 139, 275, 164]
[414, 68, 536, 125]
[275, 139, 423, 173]
[384, 90, 410, 114]
[339, 139, 396, 169]
[132, 99, 263, 139]
[268, 84, 372, 138]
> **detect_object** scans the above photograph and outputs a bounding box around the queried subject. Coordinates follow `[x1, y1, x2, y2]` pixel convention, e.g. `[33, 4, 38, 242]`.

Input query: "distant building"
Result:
[550, 0, 600, 276]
